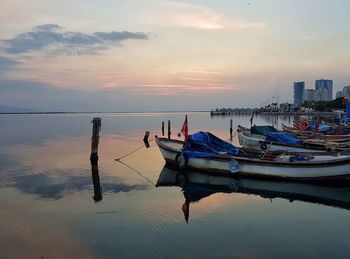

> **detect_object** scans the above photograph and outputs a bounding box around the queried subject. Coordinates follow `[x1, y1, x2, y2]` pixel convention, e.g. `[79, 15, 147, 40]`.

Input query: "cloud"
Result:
[1, 24, 148, 55]
[138, 83, 237, 96]
[142, 1, 266, 30]
[301, 35, 316, 40]
[0, 56, 19, 73]
[34, 24, 62, 31]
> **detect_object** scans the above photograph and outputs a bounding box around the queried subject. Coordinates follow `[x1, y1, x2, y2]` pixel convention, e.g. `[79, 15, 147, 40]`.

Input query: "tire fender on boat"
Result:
[260, 142, 268, 150]
[300, 121, 310, 130]
[175, 153, 188, 168]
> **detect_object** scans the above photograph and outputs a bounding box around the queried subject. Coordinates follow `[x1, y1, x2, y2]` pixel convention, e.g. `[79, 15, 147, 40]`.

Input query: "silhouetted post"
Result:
[250, 111, 254, 127]
[162, 121, 165, 136]
[91, 167, 102, 202]
[90, 117, 102, 202]
[168, 120, 171, 139]
[143, 131, 150, 148]
[230, 119, 233, 142]
[90, 117, 101, 163]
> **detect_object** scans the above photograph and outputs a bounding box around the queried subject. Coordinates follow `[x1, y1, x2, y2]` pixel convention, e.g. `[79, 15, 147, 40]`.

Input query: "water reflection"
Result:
[156, 166, 239, 223]
[91, 167, 102, 202]
[0, 167, 149, 199]
[157, 166, 350, 223]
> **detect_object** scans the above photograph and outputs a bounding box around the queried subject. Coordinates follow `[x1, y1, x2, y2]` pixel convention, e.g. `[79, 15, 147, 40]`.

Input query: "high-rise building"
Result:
[342, 86, 350, 99]
[294, 81, 305, 106]
[315, 79, 333, 101]
[304, 89, 315, 102]
[336, 91, 344, 99]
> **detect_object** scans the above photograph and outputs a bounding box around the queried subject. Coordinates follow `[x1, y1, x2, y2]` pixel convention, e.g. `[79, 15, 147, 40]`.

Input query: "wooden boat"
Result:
[155, 135, 350, 182]
[282, 123, 350, 144]
[157, 166, 350, 213]
[237, 130, 349, 152]
[282, 123, 318, 136]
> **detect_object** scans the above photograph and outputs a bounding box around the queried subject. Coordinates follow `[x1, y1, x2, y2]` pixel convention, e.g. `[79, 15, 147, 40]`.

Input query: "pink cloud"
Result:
[129, 83, 238, 96]
[142, 1, 266, 30]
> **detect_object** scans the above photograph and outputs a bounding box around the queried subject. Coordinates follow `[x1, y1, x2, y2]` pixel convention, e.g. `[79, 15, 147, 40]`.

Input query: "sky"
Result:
[0, 0, 350, 111]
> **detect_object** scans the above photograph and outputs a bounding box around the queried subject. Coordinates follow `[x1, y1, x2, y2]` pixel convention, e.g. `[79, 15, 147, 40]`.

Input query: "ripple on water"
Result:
[96, 207, 180, 259]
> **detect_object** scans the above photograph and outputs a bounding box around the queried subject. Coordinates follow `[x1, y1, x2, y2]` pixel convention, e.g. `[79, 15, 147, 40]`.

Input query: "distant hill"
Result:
[0, 105, 35, 113]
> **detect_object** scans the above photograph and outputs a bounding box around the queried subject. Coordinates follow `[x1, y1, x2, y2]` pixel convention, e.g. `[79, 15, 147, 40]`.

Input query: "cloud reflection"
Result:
[1, 168, 149, 200]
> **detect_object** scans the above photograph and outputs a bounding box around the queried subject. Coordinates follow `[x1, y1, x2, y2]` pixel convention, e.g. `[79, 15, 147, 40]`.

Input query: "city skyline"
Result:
[1, 0, 350, 111]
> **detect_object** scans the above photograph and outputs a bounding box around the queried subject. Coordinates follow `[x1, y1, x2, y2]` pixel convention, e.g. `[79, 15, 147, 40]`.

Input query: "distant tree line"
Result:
[303, 97, 346, 111]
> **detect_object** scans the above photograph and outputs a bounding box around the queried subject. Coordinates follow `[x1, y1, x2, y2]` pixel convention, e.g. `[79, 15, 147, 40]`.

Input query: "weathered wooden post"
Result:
[92, 167, 102, 202]
[167, 120, 171, 139]
[90, 117, 102, 202]
[90, 117, 101, 163]
[230, 119, 233, 142]
[143, 131, 150, 148]
[162, 121, 165, 136]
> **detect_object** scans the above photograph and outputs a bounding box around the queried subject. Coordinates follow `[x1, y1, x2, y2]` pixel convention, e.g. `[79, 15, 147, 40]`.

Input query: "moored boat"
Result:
[155, 133, 350, 183]
[237, 130, 348, 152]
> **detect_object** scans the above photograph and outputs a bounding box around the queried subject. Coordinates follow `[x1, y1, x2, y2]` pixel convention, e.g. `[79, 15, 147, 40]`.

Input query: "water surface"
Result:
[0, 112, 349, 258]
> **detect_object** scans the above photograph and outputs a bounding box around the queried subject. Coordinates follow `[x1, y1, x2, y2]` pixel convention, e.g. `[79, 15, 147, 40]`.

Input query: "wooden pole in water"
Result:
[162, 121, 165, 136]
[90, 117, 101, 163]
[167, 120, 171, 139]
[90, 117, 102, 202]
[230, 119, 233, 142]
[143, 131, 150, 148]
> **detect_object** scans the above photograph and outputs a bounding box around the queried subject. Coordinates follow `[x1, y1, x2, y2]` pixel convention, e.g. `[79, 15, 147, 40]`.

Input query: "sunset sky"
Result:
[0, 0, 349, 111]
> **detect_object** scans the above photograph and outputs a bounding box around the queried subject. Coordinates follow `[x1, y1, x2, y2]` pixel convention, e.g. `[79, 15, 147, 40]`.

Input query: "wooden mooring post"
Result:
[162, 121, 165, 136]
[143, 131, 150, 148]
[90, 117, 102, 202]
[230, 119, 233, 142]
[167, 120, 171, 139]
[90, 117, 101, 163]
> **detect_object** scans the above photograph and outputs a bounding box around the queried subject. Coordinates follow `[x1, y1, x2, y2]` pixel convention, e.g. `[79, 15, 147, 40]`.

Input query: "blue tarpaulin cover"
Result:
[309, 122, 332, 132]
[265, 132, 303, 145]
[251, 125, 278, 136]
[183, 131, 240, 158]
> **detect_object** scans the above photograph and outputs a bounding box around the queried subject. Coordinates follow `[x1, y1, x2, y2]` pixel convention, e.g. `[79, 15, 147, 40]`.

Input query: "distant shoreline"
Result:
[210, 111, 341, 116]
[1, 110, 342, 116]
[0, 110, 211, 115]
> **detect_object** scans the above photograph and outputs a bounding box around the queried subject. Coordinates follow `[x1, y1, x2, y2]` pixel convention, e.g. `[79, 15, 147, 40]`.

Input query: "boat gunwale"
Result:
[238, 131, 348, 151]
[155, 136, 350, 167]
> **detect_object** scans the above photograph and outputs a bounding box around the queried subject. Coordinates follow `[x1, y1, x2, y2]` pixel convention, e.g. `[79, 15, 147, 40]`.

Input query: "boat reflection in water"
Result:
[156, 166, 350, 223]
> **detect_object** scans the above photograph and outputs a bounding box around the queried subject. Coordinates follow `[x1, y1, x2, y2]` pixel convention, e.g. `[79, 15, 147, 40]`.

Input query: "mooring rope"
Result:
[116, 159, 156, 187]
[115, 138, 154, 161]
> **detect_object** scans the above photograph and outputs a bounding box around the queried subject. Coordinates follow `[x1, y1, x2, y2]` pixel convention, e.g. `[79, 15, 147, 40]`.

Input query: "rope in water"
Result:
[116, 159, 156, 187]
[115, 138, 154, 161]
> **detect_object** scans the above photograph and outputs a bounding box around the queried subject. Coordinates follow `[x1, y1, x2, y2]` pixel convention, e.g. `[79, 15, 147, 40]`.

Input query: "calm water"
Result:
[0, 112, 349, 258]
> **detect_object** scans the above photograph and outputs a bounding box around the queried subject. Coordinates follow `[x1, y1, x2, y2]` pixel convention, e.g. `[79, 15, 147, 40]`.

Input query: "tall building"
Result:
[336, 91, 344, 99]
[342, 86, 350, 99]
[315, 79, 333, 101]
[304, 89, 315, 102]
[293, 81, 305, 106]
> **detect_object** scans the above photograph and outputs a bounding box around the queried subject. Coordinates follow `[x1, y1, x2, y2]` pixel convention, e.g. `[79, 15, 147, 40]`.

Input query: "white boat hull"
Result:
[156, 137, 350, 182]
[238, 131, 330, 152]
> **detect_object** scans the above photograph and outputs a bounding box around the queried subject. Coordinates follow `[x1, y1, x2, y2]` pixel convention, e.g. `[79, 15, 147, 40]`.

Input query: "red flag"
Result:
[181, 115, 189, 145]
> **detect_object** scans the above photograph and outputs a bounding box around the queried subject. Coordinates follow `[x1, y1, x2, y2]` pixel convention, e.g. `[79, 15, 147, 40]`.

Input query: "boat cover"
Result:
[251, 125, 278, 136]
[183, 131, 240, 158]
[309, 122, 332, 132]
[265, 132, 303, 145]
